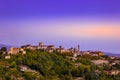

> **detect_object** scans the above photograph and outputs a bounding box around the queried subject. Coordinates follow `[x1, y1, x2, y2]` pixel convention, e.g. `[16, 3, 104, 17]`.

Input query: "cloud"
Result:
[62, 26, 120, 39]
[15, 20, 120, 40]
[1, 18, 120, 41]
[36, 25, 120, 39]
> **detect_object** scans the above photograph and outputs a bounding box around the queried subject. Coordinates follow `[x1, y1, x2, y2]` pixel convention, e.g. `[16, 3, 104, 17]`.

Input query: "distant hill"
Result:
[0, 44, 13, 50]
[104, 52, 120, 57]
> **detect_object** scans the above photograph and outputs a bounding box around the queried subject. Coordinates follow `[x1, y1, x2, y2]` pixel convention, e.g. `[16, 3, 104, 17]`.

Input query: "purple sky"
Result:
[0, 0, 120, 53]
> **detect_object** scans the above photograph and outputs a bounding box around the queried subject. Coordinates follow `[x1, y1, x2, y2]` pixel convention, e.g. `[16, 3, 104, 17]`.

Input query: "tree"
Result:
[11, 61, 17, 68]
[1, 47, 7, 52]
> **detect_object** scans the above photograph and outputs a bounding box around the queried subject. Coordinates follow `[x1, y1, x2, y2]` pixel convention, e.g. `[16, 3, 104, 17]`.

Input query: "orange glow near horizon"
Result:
[42, 24, 120, 39]
[19, 21, 120, 39]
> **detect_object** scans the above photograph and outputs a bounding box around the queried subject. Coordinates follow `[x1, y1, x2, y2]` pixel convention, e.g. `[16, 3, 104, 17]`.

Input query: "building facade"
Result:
[8, 47, 25, 55]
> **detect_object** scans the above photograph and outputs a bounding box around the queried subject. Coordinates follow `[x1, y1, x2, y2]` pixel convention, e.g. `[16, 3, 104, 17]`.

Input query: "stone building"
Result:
[105, 70, 120, 75]
[21, 45, 37, 50]
[56, 46, 66, 53]
[37, 42, 47, 50]
[89, 51, 104, 56]
[5, 55, 11, 59]
[46, 45, 55, 52]
[8, 47, 26, 55]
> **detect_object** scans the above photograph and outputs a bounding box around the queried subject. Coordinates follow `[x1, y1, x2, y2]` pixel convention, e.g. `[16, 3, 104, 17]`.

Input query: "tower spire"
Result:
[78, 44, 80, 52]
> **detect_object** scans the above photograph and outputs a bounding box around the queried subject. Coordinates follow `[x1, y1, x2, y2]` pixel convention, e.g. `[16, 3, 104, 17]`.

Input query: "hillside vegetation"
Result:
[0, 49, 120, 80]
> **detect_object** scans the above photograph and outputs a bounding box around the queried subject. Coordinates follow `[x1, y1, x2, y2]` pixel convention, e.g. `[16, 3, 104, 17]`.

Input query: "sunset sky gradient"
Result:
[0, 0, 120, 53]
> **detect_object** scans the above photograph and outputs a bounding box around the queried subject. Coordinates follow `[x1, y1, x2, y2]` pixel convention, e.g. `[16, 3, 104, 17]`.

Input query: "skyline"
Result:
[0, 0, 120, 53]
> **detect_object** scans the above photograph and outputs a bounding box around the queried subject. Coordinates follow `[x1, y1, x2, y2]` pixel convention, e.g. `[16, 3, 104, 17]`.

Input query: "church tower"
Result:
[39, 42, 44, 46]
[78, 44, 80, 52]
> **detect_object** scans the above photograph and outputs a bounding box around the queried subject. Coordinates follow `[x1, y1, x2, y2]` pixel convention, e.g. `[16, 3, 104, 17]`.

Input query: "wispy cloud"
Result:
[21, 22, 119, 39]
[0, 18, 120, 47]
[50, 26, 120, 39]
[1, 18, 120, 40]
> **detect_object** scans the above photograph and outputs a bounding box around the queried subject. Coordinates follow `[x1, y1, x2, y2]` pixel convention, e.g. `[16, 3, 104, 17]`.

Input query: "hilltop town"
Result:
[0, 42, 120, 80]
[7, 42, 104, 58]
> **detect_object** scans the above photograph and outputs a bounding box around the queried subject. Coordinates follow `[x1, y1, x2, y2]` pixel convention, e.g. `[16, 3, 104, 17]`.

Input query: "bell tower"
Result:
[78, 44, 80, 52]
[39, 42, 44, 46]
